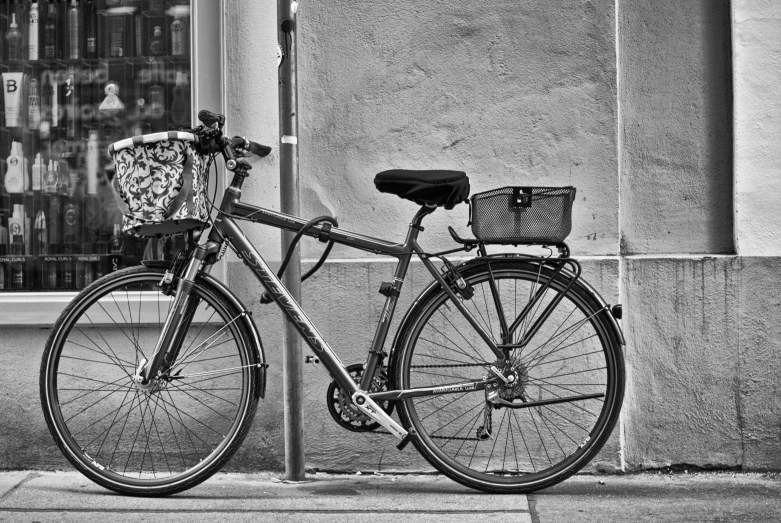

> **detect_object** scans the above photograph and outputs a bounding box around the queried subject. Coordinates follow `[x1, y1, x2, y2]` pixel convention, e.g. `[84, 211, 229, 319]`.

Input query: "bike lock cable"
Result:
[260, 215, 339, 305]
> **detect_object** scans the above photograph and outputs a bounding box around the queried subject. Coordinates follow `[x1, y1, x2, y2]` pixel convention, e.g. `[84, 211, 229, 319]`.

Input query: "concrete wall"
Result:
[619, 0, 733, 255]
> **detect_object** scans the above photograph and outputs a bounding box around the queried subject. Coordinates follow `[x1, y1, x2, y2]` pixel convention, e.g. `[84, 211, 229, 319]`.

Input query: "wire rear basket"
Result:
[469, 186, 576, 244]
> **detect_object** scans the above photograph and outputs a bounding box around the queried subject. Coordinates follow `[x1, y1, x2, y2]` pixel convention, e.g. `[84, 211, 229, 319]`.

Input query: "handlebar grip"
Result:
[248, 141, 272, 158]
[198, 109, 224, 127]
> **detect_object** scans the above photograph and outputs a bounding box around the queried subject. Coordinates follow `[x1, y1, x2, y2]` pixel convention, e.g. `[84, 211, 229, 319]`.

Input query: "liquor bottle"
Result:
[10, 234, 24, 289]
[65, 70, 77, 138]
[108, 12, 125, 57]
[5, 13, 22, 61]
[85, 0, 97, 58]
[0, 212, 8, 256]
[63, 200, 80, 247]
[44, 1, 58, 60]
[148, 26, 164, 56]
[48, 163, 62, 252]
[31, 153, 44, 194]
[110, 223, 124, 254]
[34, 210, 47, 256]
[99, 81, 125, 142]
[28, 78, 41, 129]
[171, 16, 185, 56]
[170, 69, 190, 126]
[68, 0, 81, 60]
[29, 2, 40, 60]
[86, 131, 99, 195]
[43, 159, 58, 194]
[8, 205, 25, 255]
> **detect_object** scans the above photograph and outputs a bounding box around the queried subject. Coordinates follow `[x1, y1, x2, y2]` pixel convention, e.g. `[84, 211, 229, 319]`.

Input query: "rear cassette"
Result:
[327, 363, 394, 432]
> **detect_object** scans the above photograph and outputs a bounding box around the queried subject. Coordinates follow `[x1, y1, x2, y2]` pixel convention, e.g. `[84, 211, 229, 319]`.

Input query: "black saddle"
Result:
[374, 169, 470, 208]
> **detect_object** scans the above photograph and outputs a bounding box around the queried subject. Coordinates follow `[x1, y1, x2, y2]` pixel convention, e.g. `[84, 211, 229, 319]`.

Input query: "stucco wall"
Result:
[619, 0, 733, 255]
[623, 257, 781, 470]
[732, 0, 781, 256]
[296, 0, 618, 258]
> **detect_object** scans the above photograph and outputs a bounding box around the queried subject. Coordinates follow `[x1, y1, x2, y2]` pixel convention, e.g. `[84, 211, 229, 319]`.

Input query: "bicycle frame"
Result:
[141, 161, 585, 441]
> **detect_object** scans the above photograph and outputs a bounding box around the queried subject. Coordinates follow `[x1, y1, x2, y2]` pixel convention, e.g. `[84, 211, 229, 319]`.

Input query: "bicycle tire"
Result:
[40, 265, 260, 496]
[392, 258, 624, 493]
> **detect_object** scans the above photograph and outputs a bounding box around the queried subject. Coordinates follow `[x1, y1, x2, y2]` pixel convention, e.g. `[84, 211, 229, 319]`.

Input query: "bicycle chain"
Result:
[373, 364, 492, 441]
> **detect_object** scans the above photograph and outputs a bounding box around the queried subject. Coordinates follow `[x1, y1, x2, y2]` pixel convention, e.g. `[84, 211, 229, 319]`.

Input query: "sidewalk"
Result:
[0, 470, 779, 522]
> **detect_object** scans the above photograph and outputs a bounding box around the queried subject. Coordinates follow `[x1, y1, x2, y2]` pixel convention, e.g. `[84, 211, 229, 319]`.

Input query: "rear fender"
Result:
[388, 256, 624, 386]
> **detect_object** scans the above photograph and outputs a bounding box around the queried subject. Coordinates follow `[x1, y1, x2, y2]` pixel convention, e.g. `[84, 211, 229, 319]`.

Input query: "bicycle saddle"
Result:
[374, 169, 470, 209]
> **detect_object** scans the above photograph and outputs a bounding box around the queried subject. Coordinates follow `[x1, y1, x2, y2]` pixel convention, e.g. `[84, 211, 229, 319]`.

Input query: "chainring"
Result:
[327, 363, 394, 432]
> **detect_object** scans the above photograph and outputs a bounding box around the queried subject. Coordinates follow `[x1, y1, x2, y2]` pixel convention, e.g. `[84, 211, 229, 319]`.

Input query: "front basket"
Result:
[109, 131, 209, 237]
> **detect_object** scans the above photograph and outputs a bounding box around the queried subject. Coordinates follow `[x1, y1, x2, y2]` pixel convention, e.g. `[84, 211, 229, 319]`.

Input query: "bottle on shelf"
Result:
[28, 78, 41, 130]
[34, 210, 47, 256]
[85, 0, 97, 59]
[47, 162, 62, 253]
[99, 81, 125, 142]
[29, 1, 40, 60]
[8, 205, 25, 255]
[171, 16, 185, 56]
[5, 13, 22, 61]
[86, 131, 99, 195]
[108, 11, 126, 57]
[69, 0, 81, 60]
[31, 153, 44, 194]
[44, 0, 58, 60]
[148, 25, 164, 56]
[170, 69, 190, 126]
[5, 142, 25, 194]
[0, 212, 8, 255]
[110, 223, 124, 255]
[9, 233, 24, 289]
[65, 70, 78, 138]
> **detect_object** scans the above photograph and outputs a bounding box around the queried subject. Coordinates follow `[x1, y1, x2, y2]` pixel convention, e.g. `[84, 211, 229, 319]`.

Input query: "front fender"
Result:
[198, 272, 267, 398]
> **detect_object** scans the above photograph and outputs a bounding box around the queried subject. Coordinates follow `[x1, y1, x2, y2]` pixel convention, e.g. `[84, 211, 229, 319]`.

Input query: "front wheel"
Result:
[40, 266, 260, 496]
[393, 259, 624, 493]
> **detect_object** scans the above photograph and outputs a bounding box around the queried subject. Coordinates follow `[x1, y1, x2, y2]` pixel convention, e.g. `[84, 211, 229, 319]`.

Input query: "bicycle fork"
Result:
[134, 256, 204, 385]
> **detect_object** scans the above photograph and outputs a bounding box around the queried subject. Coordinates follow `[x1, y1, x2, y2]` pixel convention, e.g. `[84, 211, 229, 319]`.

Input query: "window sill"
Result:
[0, 293, 75, 326]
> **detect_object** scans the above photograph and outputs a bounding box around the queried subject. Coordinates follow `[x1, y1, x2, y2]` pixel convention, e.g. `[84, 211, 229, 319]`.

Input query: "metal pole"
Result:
[278, 0, 305, 481]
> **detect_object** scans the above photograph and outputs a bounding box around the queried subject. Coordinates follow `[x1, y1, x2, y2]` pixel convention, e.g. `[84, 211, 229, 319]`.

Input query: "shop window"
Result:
[0, 0, 193, 291]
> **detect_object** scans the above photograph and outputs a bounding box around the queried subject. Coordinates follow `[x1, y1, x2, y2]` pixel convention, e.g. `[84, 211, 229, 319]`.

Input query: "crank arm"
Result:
[351, 391, 408, 440]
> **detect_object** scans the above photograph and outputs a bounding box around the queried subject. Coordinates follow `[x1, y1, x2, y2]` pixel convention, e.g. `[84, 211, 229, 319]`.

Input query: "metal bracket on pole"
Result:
[278, 0, 305, 482]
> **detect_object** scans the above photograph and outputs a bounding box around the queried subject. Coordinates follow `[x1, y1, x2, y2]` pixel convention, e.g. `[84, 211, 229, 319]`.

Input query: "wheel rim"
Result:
[400, 264, 619, 487]
[44, 271, 253, 488]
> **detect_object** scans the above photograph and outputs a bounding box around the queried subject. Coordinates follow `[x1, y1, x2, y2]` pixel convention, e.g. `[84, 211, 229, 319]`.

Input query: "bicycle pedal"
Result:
[396, 429, 416, 451]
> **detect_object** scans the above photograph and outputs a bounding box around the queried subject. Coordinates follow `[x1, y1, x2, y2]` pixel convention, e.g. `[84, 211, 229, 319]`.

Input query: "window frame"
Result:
[0, 0, 225, 326]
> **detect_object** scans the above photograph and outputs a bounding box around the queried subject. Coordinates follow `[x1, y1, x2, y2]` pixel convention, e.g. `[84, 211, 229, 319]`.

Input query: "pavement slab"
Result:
[0, 471, 532, 522]
[533, 473, 781, 523]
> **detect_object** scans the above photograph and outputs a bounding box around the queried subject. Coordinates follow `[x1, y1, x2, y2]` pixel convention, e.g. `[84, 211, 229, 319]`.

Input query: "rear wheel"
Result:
[394, 259, 624, 493]
[40, 266, 260, 496]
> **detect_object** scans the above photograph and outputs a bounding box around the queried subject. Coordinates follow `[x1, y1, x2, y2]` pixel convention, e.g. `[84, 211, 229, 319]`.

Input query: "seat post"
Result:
[410, 204, 437, 232]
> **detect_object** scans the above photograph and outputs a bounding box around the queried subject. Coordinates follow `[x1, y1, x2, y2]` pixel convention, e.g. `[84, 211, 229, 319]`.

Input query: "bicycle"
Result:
[40, 110, 625, 496]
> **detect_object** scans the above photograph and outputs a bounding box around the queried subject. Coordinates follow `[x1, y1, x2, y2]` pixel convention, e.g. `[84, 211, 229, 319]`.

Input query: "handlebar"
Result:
[196, 110, 272, 160]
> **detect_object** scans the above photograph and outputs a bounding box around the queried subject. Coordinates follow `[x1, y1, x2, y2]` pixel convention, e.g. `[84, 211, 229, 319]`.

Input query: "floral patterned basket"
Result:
[108, 132, 209, 237]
